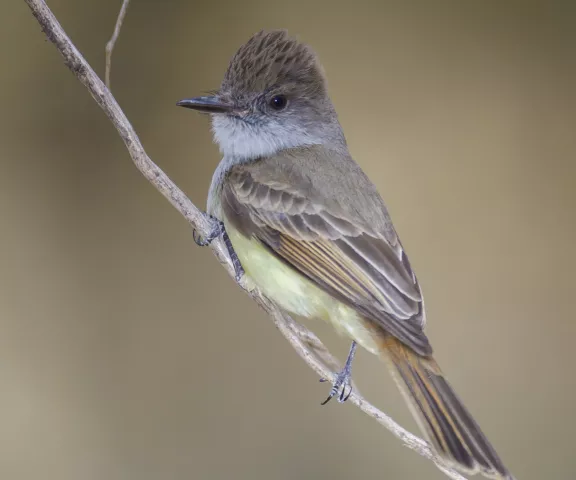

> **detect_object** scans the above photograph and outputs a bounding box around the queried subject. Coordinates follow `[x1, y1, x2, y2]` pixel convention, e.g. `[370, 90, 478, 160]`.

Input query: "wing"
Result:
[221, 160, 432, 356]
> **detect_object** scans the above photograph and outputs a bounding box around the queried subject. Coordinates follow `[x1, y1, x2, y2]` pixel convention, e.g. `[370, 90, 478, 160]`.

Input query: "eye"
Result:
[269, 95, 288, 110]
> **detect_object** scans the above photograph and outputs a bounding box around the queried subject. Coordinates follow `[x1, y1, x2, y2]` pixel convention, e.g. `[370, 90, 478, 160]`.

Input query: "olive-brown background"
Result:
[2, 1, 575, 479]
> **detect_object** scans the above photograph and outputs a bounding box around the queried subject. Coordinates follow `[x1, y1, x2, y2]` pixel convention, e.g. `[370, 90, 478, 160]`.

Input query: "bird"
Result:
[177, 29, 513, 479]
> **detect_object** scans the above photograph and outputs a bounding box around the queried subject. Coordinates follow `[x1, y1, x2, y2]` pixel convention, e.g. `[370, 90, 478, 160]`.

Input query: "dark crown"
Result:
[220, 30, 326, 98]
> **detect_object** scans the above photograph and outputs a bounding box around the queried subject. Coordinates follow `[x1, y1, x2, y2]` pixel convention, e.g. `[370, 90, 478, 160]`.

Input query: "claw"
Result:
[321, 369, 353, 405]
[193, 228, 210, 246]
[193, 213, 244, 282]
[194, 214, 223, 247]
[320, 341, 357, 405]
[340, 383, 352, 403]
[321, 391, 335, 406]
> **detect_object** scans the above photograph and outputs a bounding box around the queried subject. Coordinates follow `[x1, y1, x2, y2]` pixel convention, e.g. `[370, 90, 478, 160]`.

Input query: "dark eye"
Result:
[269, 95, 288, 110]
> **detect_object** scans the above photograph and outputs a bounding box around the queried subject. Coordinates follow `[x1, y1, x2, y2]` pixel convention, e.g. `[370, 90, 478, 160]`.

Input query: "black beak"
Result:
[176, 96, 233, 113]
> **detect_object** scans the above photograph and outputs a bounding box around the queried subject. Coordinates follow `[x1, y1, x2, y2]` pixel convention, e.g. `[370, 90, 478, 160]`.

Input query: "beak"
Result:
[176, 96, 234, 113]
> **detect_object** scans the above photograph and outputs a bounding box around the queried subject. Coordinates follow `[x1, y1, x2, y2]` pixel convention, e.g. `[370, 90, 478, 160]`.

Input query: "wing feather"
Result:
[222, 163, 432, 356]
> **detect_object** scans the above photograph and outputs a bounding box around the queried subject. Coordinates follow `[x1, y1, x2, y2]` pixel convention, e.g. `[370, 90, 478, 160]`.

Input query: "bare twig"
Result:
[105, 0, 130, 89]
[23, 1, 466, 479]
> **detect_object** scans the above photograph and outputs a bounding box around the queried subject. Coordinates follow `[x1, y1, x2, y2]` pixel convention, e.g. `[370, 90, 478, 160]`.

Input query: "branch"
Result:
[23, 1, 466, 479]
[105, 0, 130, 89]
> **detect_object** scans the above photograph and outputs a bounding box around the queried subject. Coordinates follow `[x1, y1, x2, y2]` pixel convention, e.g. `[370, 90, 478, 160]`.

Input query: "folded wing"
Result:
[222, 163, 432, 356]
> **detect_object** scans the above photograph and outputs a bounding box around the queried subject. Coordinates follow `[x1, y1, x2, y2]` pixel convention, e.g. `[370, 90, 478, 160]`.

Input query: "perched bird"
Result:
[177, 30, 512, 479]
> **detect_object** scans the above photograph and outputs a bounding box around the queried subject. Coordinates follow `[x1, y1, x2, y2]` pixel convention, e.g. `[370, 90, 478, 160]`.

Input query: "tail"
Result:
[381, 335, 513, 479]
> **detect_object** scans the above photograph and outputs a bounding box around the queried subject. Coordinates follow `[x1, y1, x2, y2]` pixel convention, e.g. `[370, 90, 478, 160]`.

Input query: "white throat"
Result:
[211, 114, 323, 161]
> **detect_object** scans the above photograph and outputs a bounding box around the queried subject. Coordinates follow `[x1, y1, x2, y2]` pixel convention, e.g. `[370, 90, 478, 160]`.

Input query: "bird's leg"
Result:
[193, 213, 244, 282]
[320, 341, 357, 404]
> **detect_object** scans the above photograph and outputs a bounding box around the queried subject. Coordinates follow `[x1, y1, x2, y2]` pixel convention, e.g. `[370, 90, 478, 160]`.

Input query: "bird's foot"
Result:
[320, 365, 353, 404]
[193, 214, 223, 247]
[320, 341, 357, 405]
[193, 213, 244, 282]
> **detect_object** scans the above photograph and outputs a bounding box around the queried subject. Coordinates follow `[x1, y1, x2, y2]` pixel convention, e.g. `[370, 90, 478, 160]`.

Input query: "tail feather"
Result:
[382, 336, 512, 479]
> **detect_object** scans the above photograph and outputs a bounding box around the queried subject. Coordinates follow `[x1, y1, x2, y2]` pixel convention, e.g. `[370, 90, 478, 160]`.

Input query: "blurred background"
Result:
[1, 1, 575, 479]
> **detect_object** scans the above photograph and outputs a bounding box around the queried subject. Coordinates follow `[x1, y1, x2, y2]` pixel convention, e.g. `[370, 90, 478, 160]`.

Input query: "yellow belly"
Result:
[226, 221, 381, 355]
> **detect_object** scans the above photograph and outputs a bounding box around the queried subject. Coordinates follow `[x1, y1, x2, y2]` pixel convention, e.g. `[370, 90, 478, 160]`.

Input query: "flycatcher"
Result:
[178, 30, 512, 479]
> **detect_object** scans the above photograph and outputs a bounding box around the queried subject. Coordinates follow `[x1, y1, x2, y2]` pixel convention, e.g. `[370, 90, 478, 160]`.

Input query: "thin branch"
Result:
[105, 0, 130, 89]
[23, 1, 466, 479]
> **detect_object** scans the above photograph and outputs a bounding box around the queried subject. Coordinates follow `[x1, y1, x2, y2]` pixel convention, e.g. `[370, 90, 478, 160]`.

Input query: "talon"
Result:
[320, 341, 357, 406]
[321, 371, 352, 405]
[193, 229, 209, 247]
[193, 213, 222, 247]
[193, 213, 244, 281]
[321, 389, 336, 405]
[340, 383, 352, 403]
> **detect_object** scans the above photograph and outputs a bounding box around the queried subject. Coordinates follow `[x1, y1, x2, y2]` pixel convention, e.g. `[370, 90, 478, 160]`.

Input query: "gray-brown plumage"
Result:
[221, 145, 430, 356]
[177, 30, 513, 479]
[221, 30, 325, 100]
